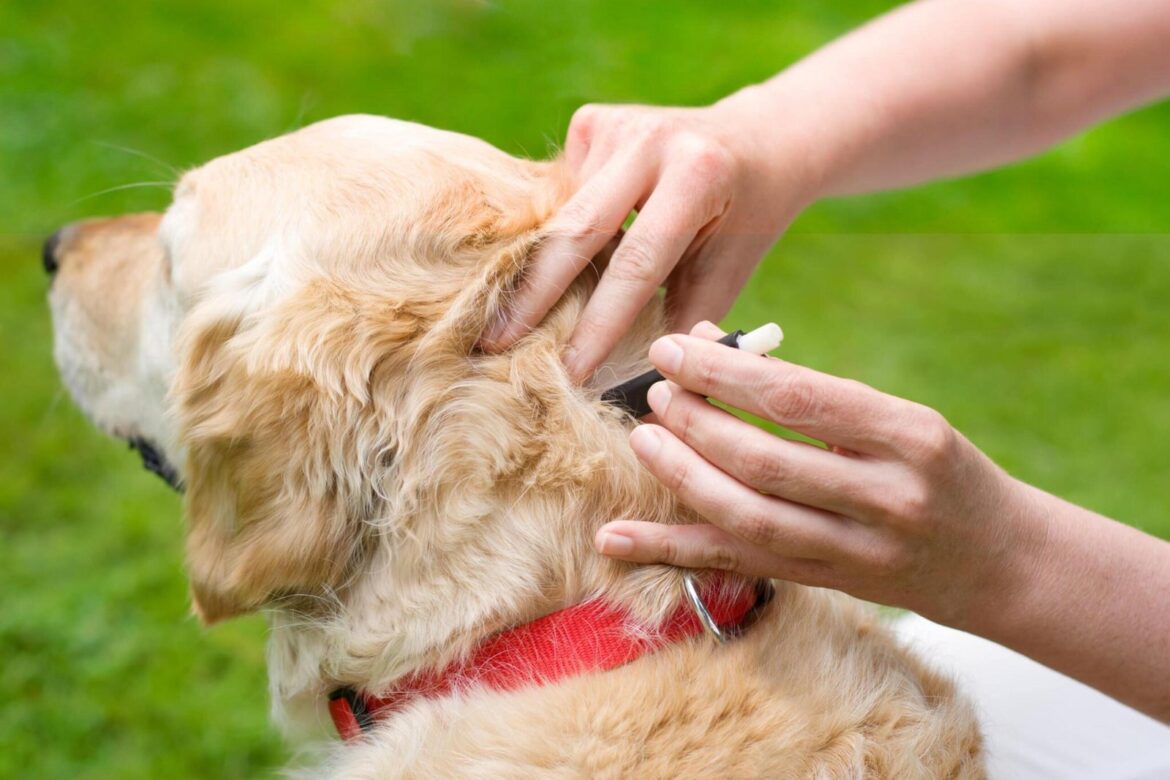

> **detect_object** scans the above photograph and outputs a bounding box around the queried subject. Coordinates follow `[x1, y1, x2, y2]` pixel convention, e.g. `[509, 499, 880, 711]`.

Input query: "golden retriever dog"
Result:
[47, 115, 983, 777]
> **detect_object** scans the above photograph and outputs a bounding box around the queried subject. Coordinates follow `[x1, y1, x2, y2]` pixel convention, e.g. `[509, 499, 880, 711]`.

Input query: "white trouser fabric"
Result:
[893, 613, 1170, 779]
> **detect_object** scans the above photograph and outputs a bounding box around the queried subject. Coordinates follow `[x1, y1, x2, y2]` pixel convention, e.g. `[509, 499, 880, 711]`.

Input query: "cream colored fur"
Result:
[48, 115, 983, 778]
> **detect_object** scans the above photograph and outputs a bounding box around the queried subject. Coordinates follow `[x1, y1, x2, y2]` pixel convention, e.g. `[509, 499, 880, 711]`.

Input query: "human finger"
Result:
[627, 423, 855, 560]
[647, 334, 916, 456]
[595, 520, 836, 585]
[480, 154, 650, 350]
[563, 173, 722, 380]
[646, 381, 882, 516]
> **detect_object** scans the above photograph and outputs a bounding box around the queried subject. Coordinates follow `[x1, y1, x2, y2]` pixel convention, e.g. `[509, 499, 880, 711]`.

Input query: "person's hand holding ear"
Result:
[479, 100, 817, 382]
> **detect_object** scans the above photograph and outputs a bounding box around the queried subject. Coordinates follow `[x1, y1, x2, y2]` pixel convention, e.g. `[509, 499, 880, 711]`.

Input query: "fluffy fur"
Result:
[48, 115, 983, 777]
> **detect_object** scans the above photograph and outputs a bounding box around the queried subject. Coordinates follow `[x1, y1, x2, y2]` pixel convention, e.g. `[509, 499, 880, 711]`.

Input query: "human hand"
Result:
[595, 322, 1049, 630]
[480, 98, 817, 382]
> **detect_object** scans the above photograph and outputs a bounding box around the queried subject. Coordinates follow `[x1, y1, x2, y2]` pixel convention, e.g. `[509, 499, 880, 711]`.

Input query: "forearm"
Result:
[719, 0, 1170, 199]
[968, 481, 1170, 722]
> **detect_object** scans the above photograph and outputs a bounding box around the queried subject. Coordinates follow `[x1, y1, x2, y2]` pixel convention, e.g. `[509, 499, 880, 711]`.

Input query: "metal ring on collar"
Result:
[681, 571, 774, 644]
[682, 570, 729, 643]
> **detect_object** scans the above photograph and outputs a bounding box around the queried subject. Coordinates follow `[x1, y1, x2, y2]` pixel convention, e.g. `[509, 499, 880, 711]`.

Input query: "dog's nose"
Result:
[42, 228, 64, 275]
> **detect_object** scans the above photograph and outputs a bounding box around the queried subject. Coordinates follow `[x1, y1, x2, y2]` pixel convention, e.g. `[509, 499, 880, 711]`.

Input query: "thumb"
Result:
[595, 520, 746, 571]
[595, 520, 832, 585]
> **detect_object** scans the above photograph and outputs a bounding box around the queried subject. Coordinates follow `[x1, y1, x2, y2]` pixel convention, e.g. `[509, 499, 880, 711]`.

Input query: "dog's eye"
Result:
[128, 437, 184, 493]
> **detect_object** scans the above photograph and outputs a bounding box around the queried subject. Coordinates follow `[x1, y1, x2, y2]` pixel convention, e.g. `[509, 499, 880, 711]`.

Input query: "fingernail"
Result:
[482, 315, 509, 347]
[629, 425, 664, 460]
[646, 381, 671, 415]
[562, 344, 584, 379]
[596, 530, 635, 556]
[648, 336, 684, 374]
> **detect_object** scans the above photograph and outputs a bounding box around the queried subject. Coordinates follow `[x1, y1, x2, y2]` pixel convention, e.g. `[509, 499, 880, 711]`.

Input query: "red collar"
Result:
[328, 573, 771, 741]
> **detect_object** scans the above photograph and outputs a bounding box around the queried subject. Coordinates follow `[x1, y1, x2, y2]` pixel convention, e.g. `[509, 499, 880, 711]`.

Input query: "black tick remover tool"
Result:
[600, 323, 784, 418]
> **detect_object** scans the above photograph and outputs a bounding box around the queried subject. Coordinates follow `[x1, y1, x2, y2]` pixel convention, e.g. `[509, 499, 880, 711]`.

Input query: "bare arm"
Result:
[983, 484, 1170, 722]
[482, 0, 1170, 722]
[732, 0, 1170, 197]
[596, 324, 1170, 722]
[483, 0, 1170, 378]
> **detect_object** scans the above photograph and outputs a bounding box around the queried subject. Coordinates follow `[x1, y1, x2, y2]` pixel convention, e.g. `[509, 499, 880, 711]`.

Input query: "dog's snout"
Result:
[42, 228, 64, 275]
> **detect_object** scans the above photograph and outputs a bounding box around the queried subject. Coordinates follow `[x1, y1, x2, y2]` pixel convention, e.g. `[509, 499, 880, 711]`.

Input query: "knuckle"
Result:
[904, 406, 958, 464]
[705, 543, 741, 572]
[569, 316, 607, 352]
[568, 103, 603, 140]
[690, 350, 725, 395]
[630, 112, 674, 144]
[735, 443, 782, 489]
[609, 235, 661, 285]
[861, 540, 912, 577]
[676, 134, 736, 187]
[759, 372, 821, 425]
[656, 533, 684, 565]
[667, 394, 700, 441]
[729, 507, 779, 548]
[880, 479, 933, 524]
[661, 455, 692, 494]
[558, 200, 607, 244]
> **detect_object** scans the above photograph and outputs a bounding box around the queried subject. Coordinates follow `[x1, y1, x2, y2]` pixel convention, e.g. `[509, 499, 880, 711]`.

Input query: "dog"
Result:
[46, 115, 983, 777]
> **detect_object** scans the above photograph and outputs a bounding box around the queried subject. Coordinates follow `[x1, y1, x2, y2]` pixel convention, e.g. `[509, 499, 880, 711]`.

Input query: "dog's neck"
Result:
[266, 298, 694, 733]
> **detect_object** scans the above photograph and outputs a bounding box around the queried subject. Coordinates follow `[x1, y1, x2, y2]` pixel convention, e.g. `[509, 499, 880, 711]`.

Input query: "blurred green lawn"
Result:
[2, 1, 1167, 777]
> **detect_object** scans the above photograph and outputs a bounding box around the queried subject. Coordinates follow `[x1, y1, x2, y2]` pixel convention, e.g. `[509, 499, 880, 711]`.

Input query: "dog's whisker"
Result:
[540, 131, 563, 158]
[69, 180, 174, 207]
[36, 387, 67, 430]
[91, 140, 183, 178]
[284, 91, 317, 133]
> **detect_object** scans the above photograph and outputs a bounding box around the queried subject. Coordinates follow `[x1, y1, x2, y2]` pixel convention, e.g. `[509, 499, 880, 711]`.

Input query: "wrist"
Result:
[708, 83, 831, 219]
[953, 478, 1059, 640]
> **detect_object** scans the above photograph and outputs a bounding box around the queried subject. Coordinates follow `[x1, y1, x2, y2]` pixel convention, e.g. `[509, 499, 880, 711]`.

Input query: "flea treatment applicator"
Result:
[601, 323, 784, 418]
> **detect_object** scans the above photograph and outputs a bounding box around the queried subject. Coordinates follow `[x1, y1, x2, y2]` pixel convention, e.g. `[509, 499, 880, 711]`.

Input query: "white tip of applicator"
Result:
[736, 322, 784, 355]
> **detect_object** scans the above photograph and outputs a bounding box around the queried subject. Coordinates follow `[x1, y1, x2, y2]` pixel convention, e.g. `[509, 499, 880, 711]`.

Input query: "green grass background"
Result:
[2, 1, 1167, 776]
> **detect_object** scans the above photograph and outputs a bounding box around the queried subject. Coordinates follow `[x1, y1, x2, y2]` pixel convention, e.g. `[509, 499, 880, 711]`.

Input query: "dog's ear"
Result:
[419, 160, 574, 353]
[183, 423, 360, 624]
[174, 158, 571, 623]
[174, 283, 425, 623]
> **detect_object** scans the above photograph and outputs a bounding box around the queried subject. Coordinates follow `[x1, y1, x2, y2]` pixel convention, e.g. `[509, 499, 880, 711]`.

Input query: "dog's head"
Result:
[48, 116, 660, 625]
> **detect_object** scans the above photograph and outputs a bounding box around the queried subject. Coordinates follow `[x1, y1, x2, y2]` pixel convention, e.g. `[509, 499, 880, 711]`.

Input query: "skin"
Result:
[603, 322, 1170, 723]
[481, 0, 1170, 720]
